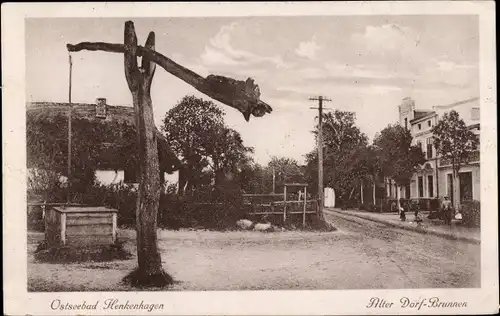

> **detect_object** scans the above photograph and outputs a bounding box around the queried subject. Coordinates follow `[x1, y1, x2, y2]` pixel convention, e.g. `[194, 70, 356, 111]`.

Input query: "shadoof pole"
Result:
[310, 96, 331, 217]
[67, 53, 73, 203]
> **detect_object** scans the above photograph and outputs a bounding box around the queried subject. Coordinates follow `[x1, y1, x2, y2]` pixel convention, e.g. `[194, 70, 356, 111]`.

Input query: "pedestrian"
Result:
[441, 196, 453, 225]
[414, 204, 423, 224]
[399, 198, 406, 221]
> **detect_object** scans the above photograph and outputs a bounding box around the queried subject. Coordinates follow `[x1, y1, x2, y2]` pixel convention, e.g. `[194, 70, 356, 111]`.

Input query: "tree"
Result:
[431, 110, 479, 209]
[205, 127, 254, 186]
[162, 96, 253, 193]
[239, 161, 267, 194]
[162, 95, 224, 193]
[373, 124, 425, 204]
[268, 156, 305, 191]
[306, 110, 370, 206]
[67, 21, 272, 287]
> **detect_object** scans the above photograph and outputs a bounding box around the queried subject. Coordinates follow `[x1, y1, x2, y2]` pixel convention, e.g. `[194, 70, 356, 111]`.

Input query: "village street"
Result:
[28, 210, 480, 291]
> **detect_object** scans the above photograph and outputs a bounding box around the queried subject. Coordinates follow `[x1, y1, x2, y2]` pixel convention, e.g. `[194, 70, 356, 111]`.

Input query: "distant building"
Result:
[393, 97, 480, 204]
[27, 98, 182, 187]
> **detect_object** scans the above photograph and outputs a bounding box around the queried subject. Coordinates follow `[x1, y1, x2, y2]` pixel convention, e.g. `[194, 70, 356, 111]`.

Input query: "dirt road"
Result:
[28, 211, 480, 291]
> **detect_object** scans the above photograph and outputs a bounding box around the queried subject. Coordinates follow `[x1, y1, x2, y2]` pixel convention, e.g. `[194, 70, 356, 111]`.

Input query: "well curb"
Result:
[325, 209, 480, 244]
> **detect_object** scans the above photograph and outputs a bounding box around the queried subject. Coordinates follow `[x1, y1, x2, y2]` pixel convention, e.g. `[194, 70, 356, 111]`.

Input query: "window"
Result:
[428, 120, 431, 127]
[418, 123, 421, 130]
[418, 176, 424, 197]
[427, 175, 434, 198]
[404, 118, 408, 130]
[426, 138, 433, 159]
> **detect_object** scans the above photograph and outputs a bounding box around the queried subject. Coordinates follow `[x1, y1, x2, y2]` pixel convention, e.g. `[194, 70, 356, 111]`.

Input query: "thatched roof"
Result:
[27, 101, 182, 174]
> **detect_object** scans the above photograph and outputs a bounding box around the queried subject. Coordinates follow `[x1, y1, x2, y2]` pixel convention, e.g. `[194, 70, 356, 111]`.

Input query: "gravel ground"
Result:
[28, 211, 480, 291]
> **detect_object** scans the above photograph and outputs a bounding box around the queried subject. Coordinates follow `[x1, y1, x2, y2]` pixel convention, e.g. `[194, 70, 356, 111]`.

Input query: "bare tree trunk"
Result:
[348, 187, 355, 201]
[122, 22, 172, 287]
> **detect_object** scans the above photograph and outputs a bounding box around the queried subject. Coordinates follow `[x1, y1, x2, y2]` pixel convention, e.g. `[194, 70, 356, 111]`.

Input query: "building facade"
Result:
[27, 99, 182, 187]
[396, 97, 480, 205]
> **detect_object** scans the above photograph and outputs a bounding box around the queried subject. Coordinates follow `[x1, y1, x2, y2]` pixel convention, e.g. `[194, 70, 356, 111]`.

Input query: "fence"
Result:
[242, 193, 318, 227]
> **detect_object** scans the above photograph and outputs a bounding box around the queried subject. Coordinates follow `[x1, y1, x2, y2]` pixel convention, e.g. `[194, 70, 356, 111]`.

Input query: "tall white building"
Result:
[393, 97, 480, 205]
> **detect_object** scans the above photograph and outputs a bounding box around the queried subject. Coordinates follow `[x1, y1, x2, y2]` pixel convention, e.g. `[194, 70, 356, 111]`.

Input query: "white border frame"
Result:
[2, 2, 498, 315]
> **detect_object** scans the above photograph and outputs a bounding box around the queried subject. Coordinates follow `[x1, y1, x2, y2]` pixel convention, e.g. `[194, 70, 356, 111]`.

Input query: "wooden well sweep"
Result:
[45, 206, 118, 248]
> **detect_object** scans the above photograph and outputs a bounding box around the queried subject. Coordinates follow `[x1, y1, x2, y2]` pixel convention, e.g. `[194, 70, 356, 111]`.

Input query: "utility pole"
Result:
[67, 53, 73, 203]
[310, 96, 332, 216]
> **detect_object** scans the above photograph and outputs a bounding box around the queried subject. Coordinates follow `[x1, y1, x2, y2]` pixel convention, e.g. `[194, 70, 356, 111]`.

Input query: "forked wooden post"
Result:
[303, 186, 307, 228]
[65, 20, 274, 286]
[283, 185, 287, 223]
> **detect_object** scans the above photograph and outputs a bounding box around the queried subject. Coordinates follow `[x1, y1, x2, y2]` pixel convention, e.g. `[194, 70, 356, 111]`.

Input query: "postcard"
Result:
[2, 2, 498, 315]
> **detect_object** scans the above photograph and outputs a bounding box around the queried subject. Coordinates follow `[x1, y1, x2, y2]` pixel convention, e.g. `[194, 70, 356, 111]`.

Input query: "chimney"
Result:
[398, 97, 415, 128]
[95, 98, 107, 118]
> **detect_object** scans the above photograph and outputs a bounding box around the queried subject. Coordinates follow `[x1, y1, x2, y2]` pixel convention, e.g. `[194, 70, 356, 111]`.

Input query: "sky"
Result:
[25, 16, 479, 165]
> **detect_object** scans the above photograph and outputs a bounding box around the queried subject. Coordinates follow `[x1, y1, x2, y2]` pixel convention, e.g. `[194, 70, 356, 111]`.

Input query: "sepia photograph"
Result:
[3, 2, 498, 315]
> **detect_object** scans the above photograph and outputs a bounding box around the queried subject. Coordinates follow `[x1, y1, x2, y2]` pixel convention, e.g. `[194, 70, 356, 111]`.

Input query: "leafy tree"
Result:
[305, 110, 371, 206]
[373, 124, 425, 204]
[162, 95, 224, 193]
[162, 95, 253, 193]
[239, 161, 267, 194]
[268, 156, 305, 192]
[431, 110, 479, 209]
[206, 127, 254, 185]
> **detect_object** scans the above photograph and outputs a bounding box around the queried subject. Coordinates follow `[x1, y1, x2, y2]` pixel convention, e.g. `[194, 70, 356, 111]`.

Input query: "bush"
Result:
[27, 204, 45, 231]
[429, 199, 439, 212]
[340, 199, 358, 210]
[382, 199, 398, 212]
[461, 200, 480, 227]
[27, 176, 250, 231]
[409, 198, 439, 212]
[27, 169, 67, 202]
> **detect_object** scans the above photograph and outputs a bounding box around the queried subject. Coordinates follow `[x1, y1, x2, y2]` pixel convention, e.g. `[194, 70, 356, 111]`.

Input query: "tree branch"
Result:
[141, 32, 156, 86]
[67, 36, 272, 121]
[124, 21, 140, 91]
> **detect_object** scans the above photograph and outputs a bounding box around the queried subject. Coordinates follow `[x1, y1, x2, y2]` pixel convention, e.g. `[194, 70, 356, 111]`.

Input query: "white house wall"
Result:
[95, 169, 180, 187]
[95, 170, 125, 185]
[437, 164, 480, 201]
[434, 99, 480, 127]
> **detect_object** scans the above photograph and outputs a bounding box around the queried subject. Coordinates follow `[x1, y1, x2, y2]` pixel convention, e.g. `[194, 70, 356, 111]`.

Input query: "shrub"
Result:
[408, 199, 419, 212]
[27, 177, 250, 231]
[461, 200, 480, 227]
[340, 199, 358, 210]
[367, 204, 381, 213]
[383, 199, 398, 212]
[27, 169, 67, 203]
[429, 198, 439, 212]
[27, 204, 45, 232]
